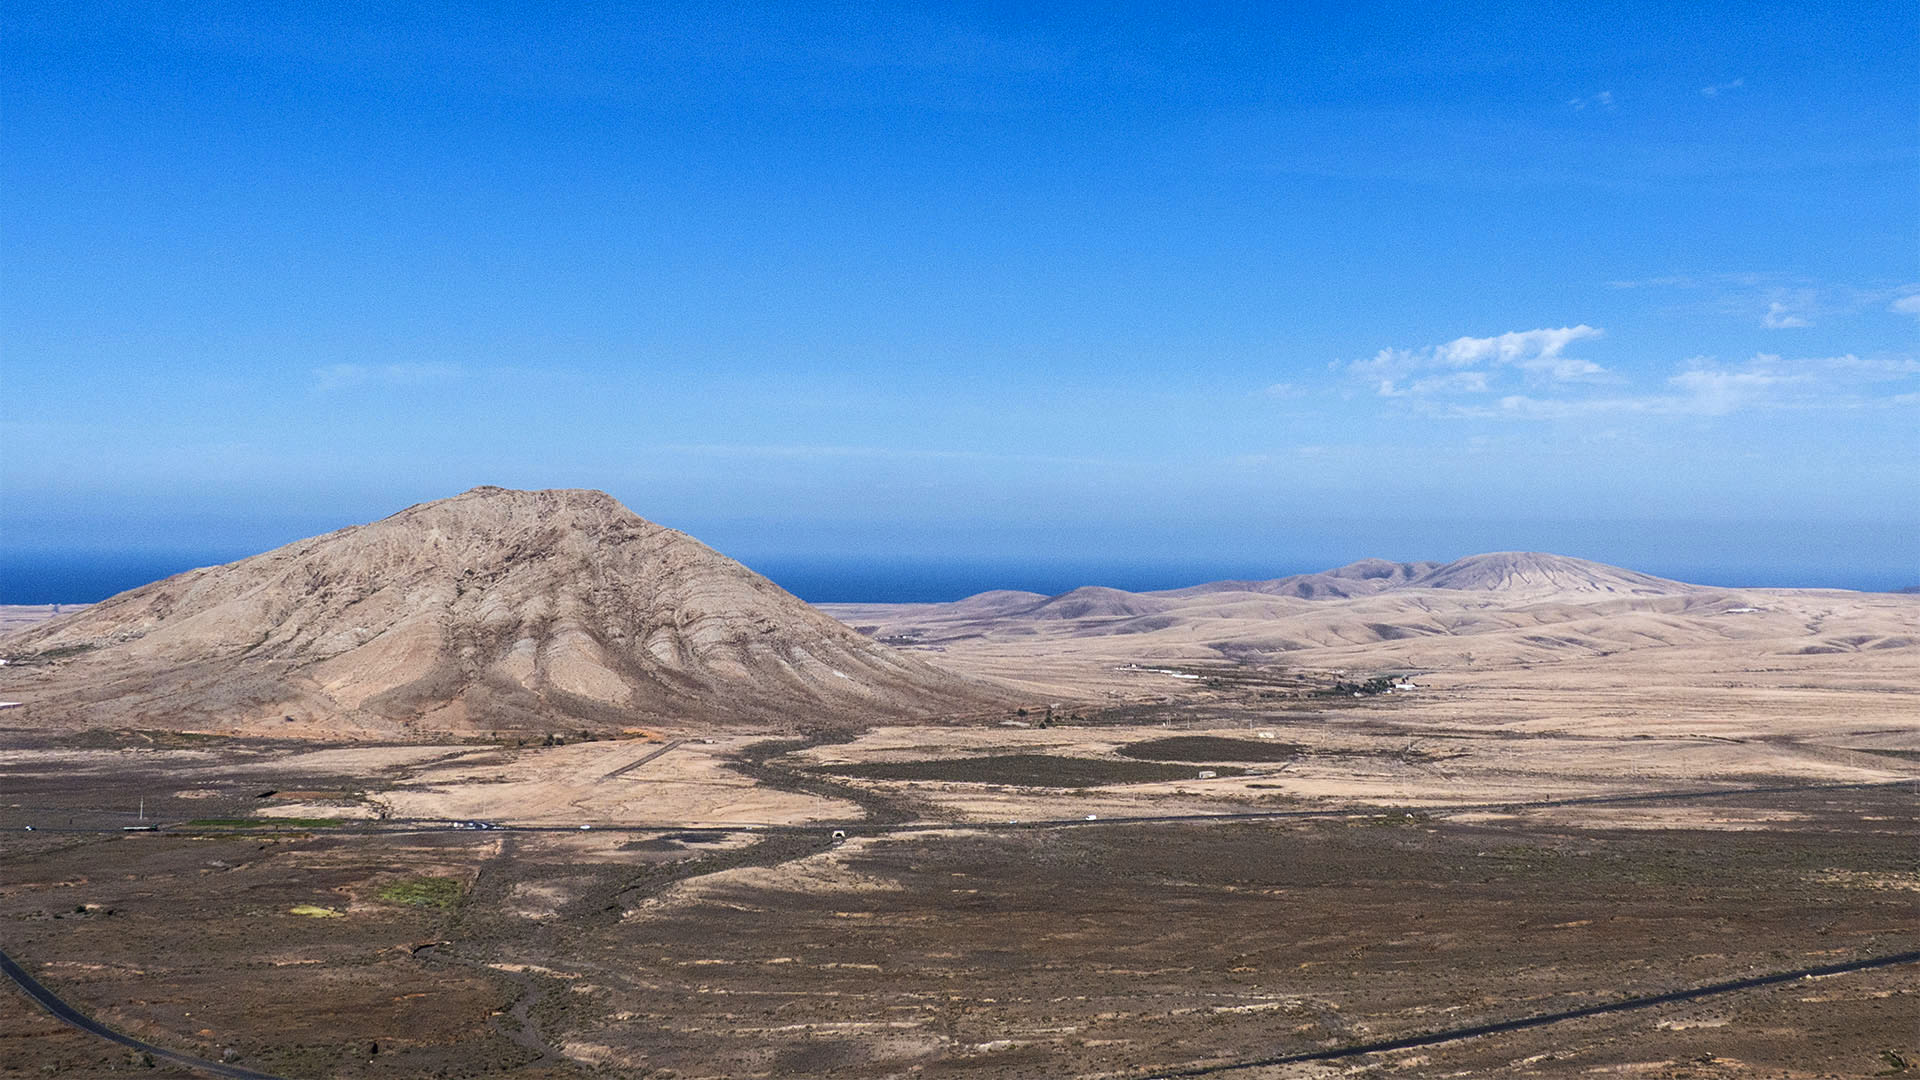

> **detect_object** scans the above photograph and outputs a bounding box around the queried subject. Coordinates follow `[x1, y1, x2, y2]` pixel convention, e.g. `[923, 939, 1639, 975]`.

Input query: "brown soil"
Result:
[805, 753, 1245, 787]
[2, 725, 1915, 1079]
[1118, 735, 1308, 762]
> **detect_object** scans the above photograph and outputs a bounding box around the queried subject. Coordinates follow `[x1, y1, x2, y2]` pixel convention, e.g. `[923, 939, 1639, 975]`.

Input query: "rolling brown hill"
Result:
[820, 552, 1920, 697]
[0, 487, 1009, 736]
[1158, 558, 1441, 600]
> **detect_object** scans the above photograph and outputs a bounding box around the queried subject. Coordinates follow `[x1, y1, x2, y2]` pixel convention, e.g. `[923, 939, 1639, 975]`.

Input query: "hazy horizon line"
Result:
[1, 550, 1913, 607]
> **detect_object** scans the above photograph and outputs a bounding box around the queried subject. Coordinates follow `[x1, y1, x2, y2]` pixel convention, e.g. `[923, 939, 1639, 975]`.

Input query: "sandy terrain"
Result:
[2, 546, 1917, 1077]
[3, 684, 1916, 1078]
[0, 604, 88, 635]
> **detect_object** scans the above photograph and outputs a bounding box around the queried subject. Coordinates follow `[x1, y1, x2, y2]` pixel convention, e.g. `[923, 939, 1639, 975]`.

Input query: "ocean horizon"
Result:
[1, 551, 1914, 607]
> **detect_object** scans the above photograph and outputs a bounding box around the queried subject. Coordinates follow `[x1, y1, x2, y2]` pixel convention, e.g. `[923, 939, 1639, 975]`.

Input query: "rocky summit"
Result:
[0, 487, 1007, 736]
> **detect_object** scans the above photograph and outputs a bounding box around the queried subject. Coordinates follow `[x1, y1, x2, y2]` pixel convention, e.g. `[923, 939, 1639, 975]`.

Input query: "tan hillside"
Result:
[820, 553, 1920, 698]
[1405, 551, 1692, 596]
[1159, 558, 1441, 600]
[1024, 586, 1175, 621]
[0, 487, 1008, 736]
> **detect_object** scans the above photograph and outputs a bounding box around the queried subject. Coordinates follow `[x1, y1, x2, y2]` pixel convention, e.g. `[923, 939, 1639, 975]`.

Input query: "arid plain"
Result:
[1, 489, 1916, 1079]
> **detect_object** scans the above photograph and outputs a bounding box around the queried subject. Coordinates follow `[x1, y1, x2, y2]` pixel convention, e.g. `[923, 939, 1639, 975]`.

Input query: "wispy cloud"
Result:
[1464, 352, 1915, 420]
[1891, 292, 1920, 319]
[1700, 77, 1744, 97]
[1335, 326, 1917, 421]
[312, 362, 466, 391]
[1567, 90, 1614, 110]
[656, 442, 1115, 468]
[1378, 371, 1491, 397]
[1351, 325, 1605, 397]
[1600, 271, 1911, 329]
[1606, 271, 1772, 290]
[1486, 367, 1798, 419]
[1762, 300, 1811, 328]
[1665, 362, 1805, 414]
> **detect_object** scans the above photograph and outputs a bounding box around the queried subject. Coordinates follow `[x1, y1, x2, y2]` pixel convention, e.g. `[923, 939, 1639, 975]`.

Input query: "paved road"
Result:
[1144, 947, 1920, 1077]
[600, 737, 688, 780]
[5, 774, 1915, 1077]
[10, 934, 1916, 1080]
[0, 946, 289, 1079]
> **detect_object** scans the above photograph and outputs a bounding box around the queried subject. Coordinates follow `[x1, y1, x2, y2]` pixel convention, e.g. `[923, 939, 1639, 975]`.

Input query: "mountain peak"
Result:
[1407, 552, 1692, 596]
[3, 488, 1005, 735]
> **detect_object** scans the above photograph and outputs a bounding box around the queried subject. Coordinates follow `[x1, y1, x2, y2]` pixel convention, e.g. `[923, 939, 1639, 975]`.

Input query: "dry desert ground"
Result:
[2, 517, 1917, 1079]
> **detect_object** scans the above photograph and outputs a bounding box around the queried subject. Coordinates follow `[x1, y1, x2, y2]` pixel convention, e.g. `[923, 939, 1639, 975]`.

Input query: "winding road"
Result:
[5, 774, 1915, 1077]
[1145, 948, 1920, 1077]
[9, 937, 1917, 1080]
[0, 946, 289, 1080]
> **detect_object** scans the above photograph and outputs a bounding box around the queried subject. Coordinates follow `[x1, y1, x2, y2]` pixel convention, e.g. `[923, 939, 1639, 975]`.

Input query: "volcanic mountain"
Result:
[818, 550, 1738, 682]
[1401, 551, 1690, 596]
[1159, 558, 1443, 600]
[0, 487, 1008, 736]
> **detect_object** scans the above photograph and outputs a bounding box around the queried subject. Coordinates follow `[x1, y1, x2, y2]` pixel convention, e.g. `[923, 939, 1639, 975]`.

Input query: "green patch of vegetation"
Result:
[188, 817, 342, 829]
[375, 876, 463, 909]
[289, 905, 344, 918]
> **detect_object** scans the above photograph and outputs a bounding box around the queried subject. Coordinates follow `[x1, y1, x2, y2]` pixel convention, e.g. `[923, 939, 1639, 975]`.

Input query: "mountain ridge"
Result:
[0, 487, 1008, 735]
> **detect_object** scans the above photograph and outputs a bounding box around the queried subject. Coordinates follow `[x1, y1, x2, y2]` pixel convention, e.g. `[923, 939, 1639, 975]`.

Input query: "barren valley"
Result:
[2, 491, 1916, 1078]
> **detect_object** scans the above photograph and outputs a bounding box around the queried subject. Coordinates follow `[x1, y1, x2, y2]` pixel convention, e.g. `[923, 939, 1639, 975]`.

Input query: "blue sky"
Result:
[3, 2, 1917, 597]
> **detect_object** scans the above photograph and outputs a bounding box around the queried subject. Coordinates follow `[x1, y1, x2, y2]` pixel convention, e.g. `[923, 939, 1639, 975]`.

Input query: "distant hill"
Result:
[1042, 551, 1693, 608]
[1023, 586, 1175, 621]
[0, 487, 1007, 736]
[944, 590, 1049, 616]
[1403, 551, 1693, 596]
[820, 551, 1747, 670]
[1159, 558, 1442, 600]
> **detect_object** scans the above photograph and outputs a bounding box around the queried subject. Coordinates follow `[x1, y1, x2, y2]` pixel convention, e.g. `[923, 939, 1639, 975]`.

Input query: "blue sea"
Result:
[0, 551, 1913, 606]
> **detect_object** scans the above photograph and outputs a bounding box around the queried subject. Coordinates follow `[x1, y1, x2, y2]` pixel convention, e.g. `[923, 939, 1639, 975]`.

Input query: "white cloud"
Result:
[1666, 364, 1800, 415]
[312, 363, 465, 391]
[1486, 368, 1787, 420]
[1762, 300, 1811, 328]
[1438, 350, 1915, 421]
[1434, 326, 1606, 378]
[1380, 371, 1493, 397]
[1262, 381, 1305, 399]
[1568, 90, 1615, 110]
[657, 442, 1113, 468]
[1353, 325, 1605, 397]
[1346, 326, 1916, 421]
[1600, 271, 1920, 329]
[1701, 78, 1744, 97]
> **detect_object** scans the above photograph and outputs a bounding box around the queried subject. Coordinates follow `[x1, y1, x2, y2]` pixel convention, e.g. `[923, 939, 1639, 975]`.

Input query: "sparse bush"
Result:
[375, 876, 463, 909]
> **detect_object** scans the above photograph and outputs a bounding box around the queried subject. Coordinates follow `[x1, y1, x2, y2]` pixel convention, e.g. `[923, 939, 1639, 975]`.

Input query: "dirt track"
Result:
[2, 725, 1915, 1078]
